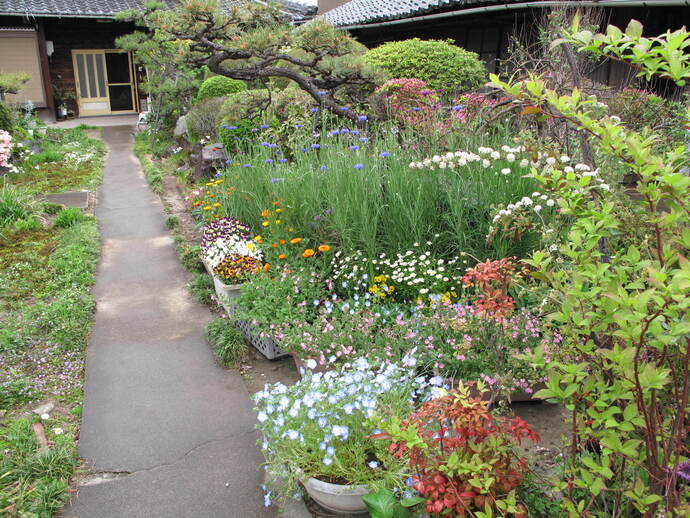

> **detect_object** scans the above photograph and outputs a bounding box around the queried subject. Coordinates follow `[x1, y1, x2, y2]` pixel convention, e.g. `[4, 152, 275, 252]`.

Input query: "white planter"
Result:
[212, 277, 242, 315]
[302, 477, 370, 514]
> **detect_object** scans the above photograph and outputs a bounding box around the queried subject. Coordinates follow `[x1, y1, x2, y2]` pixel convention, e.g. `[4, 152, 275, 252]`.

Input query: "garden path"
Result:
[64, 126, 272, 518]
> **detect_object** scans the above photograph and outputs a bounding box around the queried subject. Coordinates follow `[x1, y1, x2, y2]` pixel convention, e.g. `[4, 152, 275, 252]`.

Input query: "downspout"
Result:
[336, 0, 690, 30]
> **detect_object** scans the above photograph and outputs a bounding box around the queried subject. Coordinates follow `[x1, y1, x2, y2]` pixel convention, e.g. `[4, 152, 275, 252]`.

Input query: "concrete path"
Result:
[64, 126, 272, 518]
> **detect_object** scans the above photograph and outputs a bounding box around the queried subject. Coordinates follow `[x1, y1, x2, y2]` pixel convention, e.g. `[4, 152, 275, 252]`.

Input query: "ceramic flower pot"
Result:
[302, 477, 370, 514]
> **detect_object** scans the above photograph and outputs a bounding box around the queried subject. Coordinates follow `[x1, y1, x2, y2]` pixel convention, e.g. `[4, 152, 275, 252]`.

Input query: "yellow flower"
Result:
[290, 238, 302, 244]
[205, 182, 213, 187]
[318, 245, 331, 252]
[262, 221, 270, 227]
[278, 253, 287, 259]
[247, 242, 256, 251]
[275, 219, 281, 224]
[254, 235, 263, 242]
[213, 202, 220, 207]
[275, 208, 282, 213]
[302, 249, 315, 258]
[203, 206, 211, 211]
[288, 227, 294, 232]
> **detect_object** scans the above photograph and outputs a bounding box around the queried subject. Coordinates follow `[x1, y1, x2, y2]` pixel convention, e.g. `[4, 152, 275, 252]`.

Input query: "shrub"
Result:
[186, 96, 226, 142]
[205, 318, 247, 367]
[195, 76, 246, 103]
[0, 101, 14, 133]
[53, 208, 87, 228]
[218, 89, 272, 151]
[363, 38, 485, 95]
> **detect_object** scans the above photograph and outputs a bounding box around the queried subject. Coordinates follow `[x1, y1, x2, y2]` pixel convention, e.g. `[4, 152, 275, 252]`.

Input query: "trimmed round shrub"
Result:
[363, 38, 486, 95]
[195, 76, 247, 103]
[0, 101, 14, 133]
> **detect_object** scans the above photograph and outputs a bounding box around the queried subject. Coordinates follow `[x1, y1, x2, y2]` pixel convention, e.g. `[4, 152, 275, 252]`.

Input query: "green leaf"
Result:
[625, 19, 643, 39]
[363, 489, 401, 518]
[400, 496, 426, 508]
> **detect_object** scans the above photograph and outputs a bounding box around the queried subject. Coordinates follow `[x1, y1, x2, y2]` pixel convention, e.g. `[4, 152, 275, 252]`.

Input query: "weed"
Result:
[205, 318, 247, 367]
[179, 244, 205, 273]
[13, 216, 42, 232]
[165, 215, 179, 230]
[42, 202, 63, 215]
[0, 373, 35, 410]
[53, 207, 87, 228]
[189, 273, 214, 305]
[0, 184, 36, 227]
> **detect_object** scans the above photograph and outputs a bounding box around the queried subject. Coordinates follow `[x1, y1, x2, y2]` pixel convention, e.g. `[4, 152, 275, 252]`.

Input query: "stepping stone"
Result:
[45, 191, 89, 209]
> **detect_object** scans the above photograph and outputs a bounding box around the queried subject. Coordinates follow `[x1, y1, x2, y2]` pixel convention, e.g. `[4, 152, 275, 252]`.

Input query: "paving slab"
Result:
[44, 191, 89, 209]
[63, 125, 273, 518]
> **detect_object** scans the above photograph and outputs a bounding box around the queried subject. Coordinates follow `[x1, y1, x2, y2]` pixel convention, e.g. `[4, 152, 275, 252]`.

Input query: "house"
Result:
[0, 0, 316, 120]
[319, 0, 690, 89]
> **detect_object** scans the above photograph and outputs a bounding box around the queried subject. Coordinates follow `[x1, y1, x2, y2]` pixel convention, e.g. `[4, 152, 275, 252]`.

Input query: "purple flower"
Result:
[349, 145, 359, 151]
[354, 163, 364, 170]
[678, 460, 690, 483]
[310, 107, 319, 113]
[251, 127, 259, 132]
[271, 178, 279, 183]
[243, 163, 251, 168]
[228, 126, 237, 130]
[264, 159, 274, 164]
[295, 124, 305, 129]
[314, 215, 321, 221]
[301, 147, 308, 152]
[260, 141, 271, 147]
[358, 115, 368, 121]
[225, 159, 233, 164]
[329, 130, 340, 136]
[358, 137, 368, 143]
[351, 130, 360, 135]
[279, 158, 288, 163]
[319, 165, 327, 171]
[379, 152, 390, 158]
[340, 128, 349, 134]
[311, 143, 320, 149]
[340, 106, 349, 111]
[411, 107, 421, 112]
[317, 90, 327, 96]
[260, 124, 269, 129]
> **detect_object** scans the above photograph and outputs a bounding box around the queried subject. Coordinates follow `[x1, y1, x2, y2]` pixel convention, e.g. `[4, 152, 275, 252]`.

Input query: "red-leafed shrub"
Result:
[386, 384, 539, 517]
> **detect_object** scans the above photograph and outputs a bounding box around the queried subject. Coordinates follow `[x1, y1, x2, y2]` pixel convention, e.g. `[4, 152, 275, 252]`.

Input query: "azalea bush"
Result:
[255, 358, 439, 504]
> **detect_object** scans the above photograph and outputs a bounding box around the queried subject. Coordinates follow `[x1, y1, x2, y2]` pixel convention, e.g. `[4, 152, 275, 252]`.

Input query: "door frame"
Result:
[71, 49, 138, 116]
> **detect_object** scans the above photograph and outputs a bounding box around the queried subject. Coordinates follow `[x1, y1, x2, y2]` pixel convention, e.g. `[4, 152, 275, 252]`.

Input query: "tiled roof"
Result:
[0, 0, 315, 19]
[323, 0, 518, 27]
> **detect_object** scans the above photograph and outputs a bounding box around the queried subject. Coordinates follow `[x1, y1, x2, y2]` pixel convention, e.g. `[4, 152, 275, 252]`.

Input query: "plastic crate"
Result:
[236, 319, 288, 360]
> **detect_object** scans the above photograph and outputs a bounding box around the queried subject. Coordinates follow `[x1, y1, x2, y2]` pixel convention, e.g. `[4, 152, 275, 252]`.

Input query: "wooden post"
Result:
[36, 20, 55, 117]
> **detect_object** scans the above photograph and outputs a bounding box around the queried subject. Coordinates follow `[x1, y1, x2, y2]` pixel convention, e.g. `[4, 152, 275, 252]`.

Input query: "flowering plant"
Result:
[0, 129, 19, 173]
[203, 233, 263, 271]
[383, 383, 539, 517]
[255, 358, 438, 504]
[201, 217, 252, 251]
[213, 253, 264, 283]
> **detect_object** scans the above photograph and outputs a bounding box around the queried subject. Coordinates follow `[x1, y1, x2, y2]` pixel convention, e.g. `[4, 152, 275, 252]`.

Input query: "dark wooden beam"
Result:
[36, 19, 55, 117]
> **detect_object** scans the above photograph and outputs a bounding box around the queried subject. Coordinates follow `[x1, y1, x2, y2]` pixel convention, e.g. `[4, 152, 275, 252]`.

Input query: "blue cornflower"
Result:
[279, 158, 288, 163]
[329, 130, 340, 136]
[264, 159, 274, 164]
[214, 172, 222, 177]
[269, 143, 277, 149]
[317, 90, 327, 96]
[379, 152, 390, 158]
[301, 147, 308, 152]
[340, 128, 349, 133]
[225, 159, 233, 164]
[260, 124, 269, 129]
[358, 137, 368, 143]
[295, 124, 305, 128]
[220, 124, 228, 129]
[339, 106, 349, 111]
[311, 143, 320, 149]
[271, 178, 279, 183]
[354, 163, 364, 170]
[358, 115, 367, 121]
[243, 163, 251, 168]
[310, 107, 319, 113]
[351, 130, 360, 135]
[227, 125, 237, 130]
[349, 145, 359, 151]
[452, 104, 464, 111]
[251, 127, 259, 132]
[319, 165, 327, 171]
[260, 141, 270, 147]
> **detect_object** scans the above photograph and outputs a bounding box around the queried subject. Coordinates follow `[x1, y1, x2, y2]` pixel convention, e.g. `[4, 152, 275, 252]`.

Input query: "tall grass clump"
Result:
[0, 184, 36, 227]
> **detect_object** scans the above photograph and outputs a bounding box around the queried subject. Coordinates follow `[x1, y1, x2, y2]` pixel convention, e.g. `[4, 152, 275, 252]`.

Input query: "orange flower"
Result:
[273, 201, 280, 206]
[261, 209, 270, 217]
[302, 249, 315, 258]
[290, 238, 302, 244]
[278, 253, 287, 259]
[279, 239, 286, 245]
[203, 206, 211, 211]
[213, 202, 220, 207]
[263, 263, 271, 272]
[318, 245, 331, 252]
[271, 243, 278, 248]
[209, 194, 214, 198]
[193, 201, 200, 207]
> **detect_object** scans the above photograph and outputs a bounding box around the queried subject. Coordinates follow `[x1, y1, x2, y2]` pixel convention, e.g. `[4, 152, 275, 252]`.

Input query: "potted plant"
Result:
[52, 82, 75, 121]
[254, 358, 437, 514]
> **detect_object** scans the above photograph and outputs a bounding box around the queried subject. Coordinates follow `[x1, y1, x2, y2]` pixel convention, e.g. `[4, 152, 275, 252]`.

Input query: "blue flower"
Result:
[319, 441, 328, 450]
[329, 130, 340, 136]
[323, 456, 333, 466]
[318, 417, 328, 428]
[260, 141, 270, 147]
[317, 90, 327, 96]
[350, 130, 360, 135]
[452, 104, 464, 111]
[312, 299, 320, 306]
[279, 158, 288, 163]
[319, 165, 327, 171]
[310, 107, 319, 113]
[340, 106, 349, 111]
[311, 143, 320, 149]
[264, 159, 274, 164]
[228, 125, 237, 130]
[287, 430, 299, 440]
[295, 124, 305, 128]
[411, 107, 421, 112]
[368, 461, 379, 469]
[260, 124, 269, 129]
[358, 137, 368, 143]
[326, 446, 335, 456]
[301, 147, 308, 152]
[214, 172, 222, 177]
[225, 159, 233, 164]
[243, 164, 252, 168]
[354, 163, 364, 170]
[340, 128, 349, 134]
[271, 178, 279, 183]
[349, 145, 359, 151]
[379, 152, 390, 158]
[252, 127, 259, 132]
[358, 115, 368, 121]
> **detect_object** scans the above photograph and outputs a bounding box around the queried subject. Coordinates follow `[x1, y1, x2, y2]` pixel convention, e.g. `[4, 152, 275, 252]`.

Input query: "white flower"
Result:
[439, 162, 447, 169]
[520, 159, 529, 168]
[432, 155, 441, 163]
[53, 427, 64, 435]
[534, 205, 542, 212]
[560, 155, 570, 163]
[545, 157, 556, 165]
[501, 168, 511, 175]
[41, 413, 50, 420]
[546, 199, 555, 207]
[600, 183, 610, 191]
[490, 151, 500, 160]
[482, 159, 490, 168]
[521, 197, 532, 205]
[506, 153, 515, 162]
[306, 359, 317, 369]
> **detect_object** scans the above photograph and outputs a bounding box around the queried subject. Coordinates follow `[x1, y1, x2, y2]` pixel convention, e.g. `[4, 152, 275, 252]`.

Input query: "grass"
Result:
[133, 132, 164, 193]
[0, 125, 103, 517]
[189, 272, 214, 305]
[7, 127, 104, 194]
[205, 318, 248, 367]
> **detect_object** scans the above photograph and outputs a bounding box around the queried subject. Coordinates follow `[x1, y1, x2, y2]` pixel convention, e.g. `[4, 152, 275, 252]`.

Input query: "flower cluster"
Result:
[409, 144, 530, 171]
[201, 217, 252, 251]
[203, 233, 263, 270]
[213, 253, 264, 282]
[254, 358, 438, 502]
[0, 129, 19, 173]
